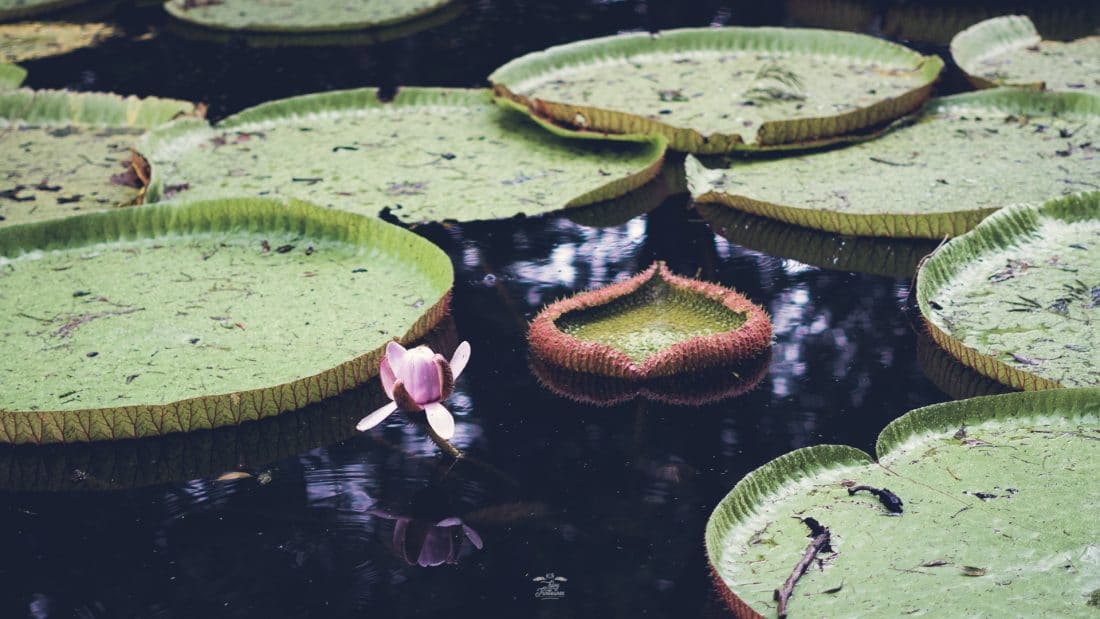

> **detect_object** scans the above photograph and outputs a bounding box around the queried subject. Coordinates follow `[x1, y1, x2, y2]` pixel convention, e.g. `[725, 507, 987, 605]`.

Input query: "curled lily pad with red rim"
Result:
[917, 192, 1100, 390]
[138, 87, 665, 225]
[528, 262, 771, 380]
[356, 340, 471, 441]
[951, 15, 1100, 93]
[0, 197, 453, 444]
[489, 26, 943, 153]
[706, 388, 1100, 618]
[687, 88, 1100, 239]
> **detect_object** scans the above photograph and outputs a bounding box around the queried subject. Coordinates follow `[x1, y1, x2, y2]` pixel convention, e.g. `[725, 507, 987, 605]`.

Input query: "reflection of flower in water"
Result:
[369, 510, 483, 567]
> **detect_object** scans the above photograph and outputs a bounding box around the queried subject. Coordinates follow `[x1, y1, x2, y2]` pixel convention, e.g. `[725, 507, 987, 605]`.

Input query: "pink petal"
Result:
[450, 341, 471, 379]
[404, 352, 443, 404]
[418, 527, 454, 567]
[436, 517, 462, 527]
[385, 341, 407, 372]
[379, 357, 396, 399]
[355, 401, 398, 432]
[423, 401, 455, 440]
[462, 523, 484, 550]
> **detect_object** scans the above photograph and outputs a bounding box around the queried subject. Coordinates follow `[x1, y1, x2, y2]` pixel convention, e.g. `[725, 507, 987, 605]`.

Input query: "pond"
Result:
[0, 1, 1091, 617]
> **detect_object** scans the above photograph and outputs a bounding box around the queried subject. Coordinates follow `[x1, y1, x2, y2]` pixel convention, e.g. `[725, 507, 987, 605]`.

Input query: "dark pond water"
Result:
[3, 1, 1080, 617]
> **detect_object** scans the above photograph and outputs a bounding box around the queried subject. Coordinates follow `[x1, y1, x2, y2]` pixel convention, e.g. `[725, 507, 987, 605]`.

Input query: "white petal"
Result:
[423, 401, 455, 440]
[356, 401, 398, 432]
[385, 341, 408, 372]
[449, 341, 471, 379]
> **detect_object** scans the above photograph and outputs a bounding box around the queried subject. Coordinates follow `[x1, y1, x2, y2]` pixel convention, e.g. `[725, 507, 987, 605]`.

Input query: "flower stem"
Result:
[425, 423, 463, 459]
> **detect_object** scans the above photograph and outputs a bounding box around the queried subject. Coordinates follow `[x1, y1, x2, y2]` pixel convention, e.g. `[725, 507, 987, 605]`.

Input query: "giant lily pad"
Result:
[687, 89, 1100, 239]
[706, 387, 1100, 618]
[489, 27, 943, 153]
[698, 203, 938, 278]
[528, 261, 771, 379]
[0, 89, 199, 227]
[882, 2, 1100, 47]
[0, 61, 23, 88]
[138, 87, 665, 225]
[0, 0, 86, 21]
[916, 331, 1014, 402]
[0, 21, 119, 63]
[951, 16, 1100, 93]
[162, 0, 453, 33]
[917, 193, 1100, 390]
[0, 198, 453, 444]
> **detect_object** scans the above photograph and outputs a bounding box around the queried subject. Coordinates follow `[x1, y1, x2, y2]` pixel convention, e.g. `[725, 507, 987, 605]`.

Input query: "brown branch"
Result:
[774, 517, 832, 619]
[55, 307, 143, 338]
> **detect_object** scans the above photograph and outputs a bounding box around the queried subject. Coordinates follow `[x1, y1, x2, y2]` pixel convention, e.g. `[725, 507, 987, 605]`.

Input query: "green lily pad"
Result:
[882, 2, 1100, 47]
[0, 21, 119, 63]
[162, 0, 453, 33]
[528, 261, 771, 379]
[706, 387, 1100, 617]
[489, 27, 943, 153]
[0, 0, 87, 21]
[163, 0, 465, 48]
[951, 16, 1100, 94]
[916, 331, 1015, 402]
[138, 87, 665, 225]
[917, 193, 1100, 390]
[0, 197, 453, 444]
[0, 61, 23, 89]
[698, 203, 938, 278]
[687, 89, 1100, 239]
[0, 88, 199, 228]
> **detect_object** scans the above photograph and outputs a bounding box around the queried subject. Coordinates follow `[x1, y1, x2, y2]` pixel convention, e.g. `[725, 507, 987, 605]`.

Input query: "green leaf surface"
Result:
[0, 61, 23, 89]
[0, 89, 198, 228]
[0, 21, 119, 63]
[0, 0, 86, 21]
[0, 198, 453, 444]
[162, 0, 453, 33]
[687, 89, 1100, 239]
[917, 193, 1100, 390]
[489, 26, 943, 153]
[707, 388, 1100, 618]
[139, 87, 665, 225]
[698, 203, 937, 278]
[951, 15, 1100, 93]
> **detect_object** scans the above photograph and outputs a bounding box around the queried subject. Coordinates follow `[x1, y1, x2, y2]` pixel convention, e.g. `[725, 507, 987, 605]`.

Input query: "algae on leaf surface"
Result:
[490, 27, 943, 153]
[0, 198, 453, 444]
[918, 193, 1100, 390]
[163, 0, 453, 33]
[951, 15, 1100, 93]
[706, 388, 1100, 618]
[0, 21, 119, 63]
[140, 88, 665, 225]
[687, 89, 1100, 239]
[0, 89, 198, 227]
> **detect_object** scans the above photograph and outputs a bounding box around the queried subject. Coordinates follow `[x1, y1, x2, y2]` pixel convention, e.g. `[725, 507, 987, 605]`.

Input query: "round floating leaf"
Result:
[698, 203, 937, 278]
[951, 15, 1100, 93]
[530, 352, 769, 408]
[139, 87, 665, 225]
[0, 61, 23, 89]
[687, 89, 1100, 239]
[528, 261, 772, 380]
[916, 331, 1015, 402]
[0, 0, 87, 21]
[706, 388, 1100, 618]
[163, 0, 465, 48]
[882, 2, 1100, 47]
[162, 0, 453, 33]
[0, 21, 119, 63]
[565, 157, 686, 229]
[0, 197, 453, 444]
[489, 27, 943, 153]
[917, 193, 1100, 390]
[0, 88, 199, 228]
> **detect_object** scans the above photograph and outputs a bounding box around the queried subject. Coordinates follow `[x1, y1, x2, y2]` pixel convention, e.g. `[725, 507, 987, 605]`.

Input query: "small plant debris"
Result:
[847, 485, 903, 513]
[774, 517, 832, 619]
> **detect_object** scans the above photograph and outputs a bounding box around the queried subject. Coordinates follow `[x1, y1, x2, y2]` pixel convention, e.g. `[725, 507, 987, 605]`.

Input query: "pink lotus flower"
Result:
[356, 340, 471, 440]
